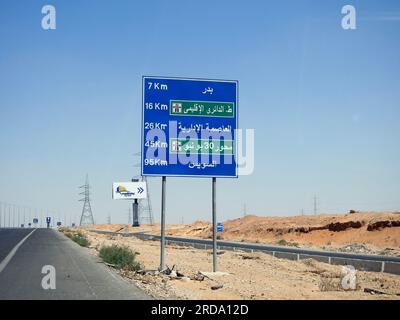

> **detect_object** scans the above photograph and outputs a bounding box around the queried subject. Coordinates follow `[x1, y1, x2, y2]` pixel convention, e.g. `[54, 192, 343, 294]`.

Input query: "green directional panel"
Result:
[169, 138, 234, 155]
[170, 100, 235, 118]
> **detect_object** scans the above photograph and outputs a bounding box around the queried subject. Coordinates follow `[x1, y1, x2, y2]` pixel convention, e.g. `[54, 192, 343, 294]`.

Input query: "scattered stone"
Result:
[136, 270, 147, 275]
[211, 284, 223, 290]
[240, 253, 261, 260]
[191, 272, 205, 281]
[364, 288, 386, 295]
[160, 264, 175, 275]
[181, 277, 191, 282]
[104, 262, 118, 268]
[136, 269, 159, 276]
[200, 271, 230, 279]
[338, 243, 375, 254]
[175, 271, 184, 277]
[367, 220, 400, 231]
[327, 221, 364, 232]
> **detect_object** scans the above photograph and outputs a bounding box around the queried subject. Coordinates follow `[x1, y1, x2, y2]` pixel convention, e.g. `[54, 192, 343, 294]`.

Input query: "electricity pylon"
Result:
[314, 195, 318, 216]
[79, 174, 94, 226]
[139, 176, 154, 224]
[133, 152, 154, 225]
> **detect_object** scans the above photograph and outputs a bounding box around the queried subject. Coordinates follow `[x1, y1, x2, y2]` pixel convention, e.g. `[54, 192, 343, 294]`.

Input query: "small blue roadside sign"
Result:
[142, 76, 238, 178]
[217, 222, 223, 233]
[33, 218, 38, 224]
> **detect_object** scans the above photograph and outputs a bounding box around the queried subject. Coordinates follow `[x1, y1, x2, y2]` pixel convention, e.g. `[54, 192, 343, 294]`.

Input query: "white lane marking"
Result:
[0, 229, 36, 273]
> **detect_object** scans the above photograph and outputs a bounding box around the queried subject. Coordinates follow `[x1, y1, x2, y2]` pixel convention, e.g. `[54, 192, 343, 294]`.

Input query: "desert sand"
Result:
[139, 211, 400, 256]
[74, 212, 400, 300]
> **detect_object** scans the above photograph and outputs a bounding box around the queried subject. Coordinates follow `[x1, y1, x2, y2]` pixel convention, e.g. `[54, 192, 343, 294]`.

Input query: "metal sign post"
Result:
[132, 199, 139, 227]
[46, 216, 51, 228]
[160, 176, 166, 271]
[212, 177, 217, 272]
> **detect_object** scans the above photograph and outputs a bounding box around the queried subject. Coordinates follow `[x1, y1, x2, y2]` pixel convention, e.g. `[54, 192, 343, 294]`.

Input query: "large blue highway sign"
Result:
[142, 76, 238, 178]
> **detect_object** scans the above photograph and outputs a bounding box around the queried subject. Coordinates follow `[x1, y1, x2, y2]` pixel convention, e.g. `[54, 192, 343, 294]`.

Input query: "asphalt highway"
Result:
[0, 228, 150, 300]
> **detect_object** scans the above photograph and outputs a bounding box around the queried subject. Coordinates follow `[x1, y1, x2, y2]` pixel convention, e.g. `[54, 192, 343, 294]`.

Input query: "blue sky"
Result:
[0, 0, 399, 225]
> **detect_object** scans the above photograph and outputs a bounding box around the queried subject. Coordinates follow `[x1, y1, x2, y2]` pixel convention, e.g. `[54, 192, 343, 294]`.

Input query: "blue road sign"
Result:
[142, 76, 238, 178]
[46, 217, 51, 223]
[217, 222, 223, 233]
[33, 218, 38, 224]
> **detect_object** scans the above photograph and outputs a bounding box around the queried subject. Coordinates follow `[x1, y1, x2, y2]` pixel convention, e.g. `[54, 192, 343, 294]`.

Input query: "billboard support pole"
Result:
[160, 176, 166, 271]
[132, 199, 139, 227]
[212, 177, 217, 272]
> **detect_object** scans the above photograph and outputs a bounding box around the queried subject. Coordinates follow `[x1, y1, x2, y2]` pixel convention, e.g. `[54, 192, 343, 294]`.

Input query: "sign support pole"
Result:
[132, 199, 139, 227]
[212, 177, 217, 272]
[160, 176, 166, 271]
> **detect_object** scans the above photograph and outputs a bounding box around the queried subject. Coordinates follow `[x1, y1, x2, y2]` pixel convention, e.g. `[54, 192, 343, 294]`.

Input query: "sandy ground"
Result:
[120, 212, 399, 256]
[89, 211, 400, 256]
[74, 228, 400, 300]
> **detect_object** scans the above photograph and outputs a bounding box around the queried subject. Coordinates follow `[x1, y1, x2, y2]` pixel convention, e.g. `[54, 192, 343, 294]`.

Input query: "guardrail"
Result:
[88, 229, 400, 275]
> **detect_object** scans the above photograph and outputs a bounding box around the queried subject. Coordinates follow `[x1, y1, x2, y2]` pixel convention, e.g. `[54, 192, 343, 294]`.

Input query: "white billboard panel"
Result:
[112, 182, 147, 200]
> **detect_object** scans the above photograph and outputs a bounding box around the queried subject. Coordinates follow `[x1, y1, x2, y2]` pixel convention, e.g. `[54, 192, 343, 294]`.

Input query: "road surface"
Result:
[0, 228, 150, 300]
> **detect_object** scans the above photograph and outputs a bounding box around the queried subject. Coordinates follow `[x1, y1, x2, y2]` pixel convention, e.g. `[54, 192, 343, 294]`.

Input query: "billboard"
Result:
[112, 182, 147, 200]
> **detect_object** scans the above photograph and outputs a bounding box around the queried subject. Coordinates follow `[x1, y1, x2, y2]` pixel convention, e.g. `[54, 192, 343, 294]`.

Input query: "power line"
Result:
[0, 201, 67, 228]
[133, 152, 154, 225]
[314, 195, 318, 215]
[128, 207, 132, 224]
